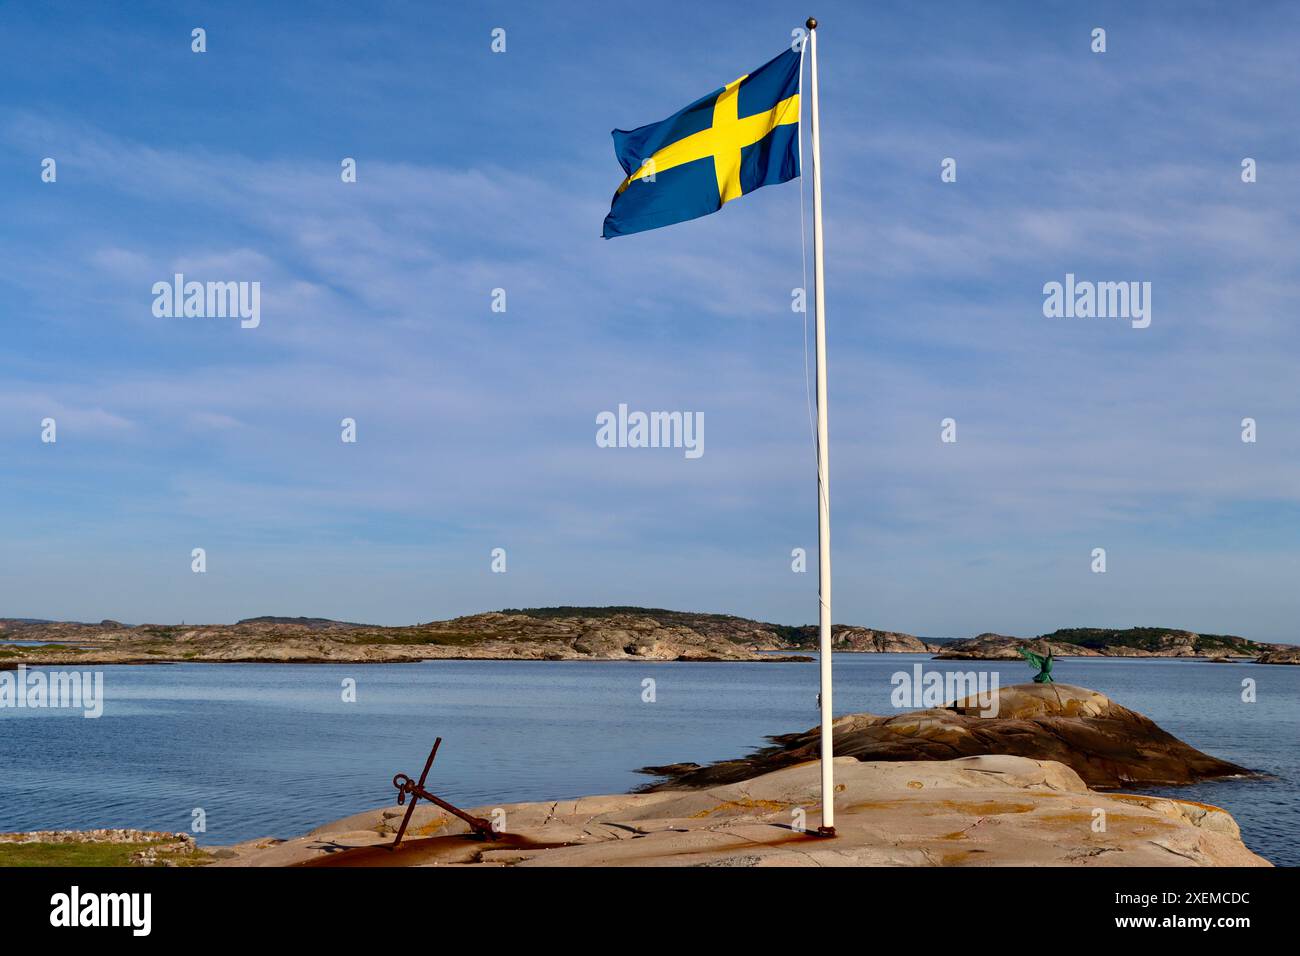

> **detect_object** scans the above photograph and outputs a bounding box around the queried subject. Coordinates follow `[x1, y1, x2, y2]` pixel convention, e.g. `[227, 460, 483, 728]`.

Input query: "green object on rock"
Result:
[1017, 646, 1055, 683]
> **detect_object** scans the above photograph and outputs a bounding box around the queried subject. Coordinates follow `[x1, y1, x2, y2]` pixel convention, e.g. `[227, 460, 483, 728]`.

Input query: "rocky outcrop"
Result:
[1256, 646, 1300, 664]
[497, 610, 941, 653]
[827, 627, 939, 653]
[0, 610, 814, 666]
[638, 684, 1252, 791]
[936, 627, 1279, 659]
[0, 607, 937, 666]
[211, 754, 1268, 867]
[934, 634, 1102, 660]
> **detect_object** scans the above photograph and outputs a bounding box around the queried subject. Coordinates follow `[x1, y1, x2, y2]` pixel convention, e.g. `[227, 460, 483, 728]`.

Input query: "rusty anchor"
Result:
[390, 738, 496, 849]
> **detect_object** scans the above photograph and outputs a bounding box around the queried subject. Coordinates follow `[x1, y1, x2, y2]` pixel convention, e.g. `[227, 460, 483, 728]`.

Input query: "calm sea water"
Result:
[1, 655, 1295, 864]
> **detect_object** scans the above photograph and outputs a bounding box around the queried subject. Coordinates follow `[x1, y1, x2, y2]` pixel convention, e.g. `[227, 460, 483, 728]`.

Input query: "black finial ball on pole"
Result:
[806, 16, 817, 29]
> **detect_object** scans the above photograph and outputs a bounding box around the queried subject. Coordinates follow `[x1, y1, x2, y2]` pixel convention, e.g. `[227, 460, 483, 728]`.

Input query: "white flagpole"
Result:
[805, 15, 835, 837]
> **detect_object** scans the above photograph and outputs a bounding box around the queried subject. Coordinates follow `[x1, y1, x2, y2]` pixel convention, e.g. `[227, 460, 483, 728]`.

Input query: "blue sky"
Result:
[2, 1, 1298, 641]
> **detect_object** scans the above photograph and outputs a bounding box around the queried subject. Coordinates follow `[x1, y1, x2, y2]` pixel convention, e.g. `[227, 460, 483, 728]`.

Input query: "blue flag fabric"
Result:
[602, 47, 802, 239]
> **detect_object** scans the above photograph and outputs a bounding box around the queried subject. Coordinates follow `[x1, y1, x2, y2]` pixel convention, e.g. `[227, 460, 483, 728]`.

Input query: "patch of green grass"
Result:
[0, 842, 210, 868]
[0, 644, 79, 658]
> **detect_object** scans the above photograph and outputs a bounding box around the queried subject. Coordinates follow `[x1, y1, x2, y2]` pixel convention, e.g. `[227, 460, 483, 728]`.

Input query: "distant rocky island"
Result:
[935, 626, 1294, 662]
[0, 606, 1294, 667]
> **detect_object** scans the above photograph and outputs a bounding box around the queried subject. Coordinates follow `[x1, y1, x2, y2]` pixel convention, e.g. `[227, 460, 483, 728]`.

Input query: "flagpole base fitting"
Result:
[816, 825, 836, 838]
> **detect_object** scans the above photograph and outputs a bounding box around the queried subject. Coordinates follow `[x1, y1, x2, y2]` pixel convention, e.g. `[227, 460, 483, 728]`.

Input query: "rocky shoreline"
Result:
[636, 684, 1255, 791]
[935, 627, 1290, 662]
[194, 753, 1268, 867]
[2, 608, 1294, 667]
[0, 610, 815, 667]
[0, 830, 206, 867]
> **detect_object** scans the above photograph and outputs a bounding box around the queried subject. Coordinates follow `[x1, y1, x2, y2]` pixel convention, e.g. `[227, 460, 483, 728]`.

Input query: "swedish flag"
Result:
[602, 47, 802, 238]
